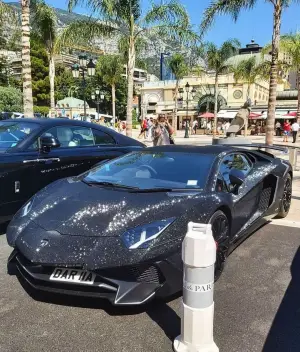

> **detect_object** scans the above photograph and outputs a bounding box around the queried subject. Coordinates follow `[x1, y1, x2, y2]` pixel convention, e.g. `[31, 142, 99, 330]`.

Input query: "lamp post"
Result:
[179, 83, 197, 138]
[71, 54, 96, 121]
[91, 88, 105, 118]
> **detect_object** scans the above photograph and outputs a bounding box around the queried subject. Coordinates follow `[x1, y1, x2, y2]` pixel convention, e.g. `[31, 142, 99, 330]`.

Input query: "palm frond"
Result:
[32, 2, 58, 54]
[139, 0, 198, 44]
[168, 53, 188, 80]
[279, 32, 300, 69]
[56, 19, 117, 52]
[200, 0, 257, 37]
[118, 35, 146, 61]
[143, 0, 189, 27]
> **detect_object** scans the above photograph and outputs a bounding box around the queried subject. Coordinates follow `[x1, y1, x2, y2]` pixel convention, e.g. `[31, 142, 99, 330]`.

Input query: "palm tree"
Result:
[97, 55, 124, 122]
[21, 0, 34, 117]
[198, 40, 240, 136]
[168, 54, 188, 131]
[60, 0, 196, 136]
[231, 56, 265, 136]
[279, 33, 300, 122]
[32, 1, 58, 110]
[200, 0, 300, 145]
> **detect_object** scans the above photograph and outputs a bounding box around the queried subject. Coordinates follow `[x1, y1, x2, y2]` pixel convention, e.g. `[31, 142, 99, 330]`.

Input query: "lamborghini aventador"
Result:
[7, 145, 293, 305]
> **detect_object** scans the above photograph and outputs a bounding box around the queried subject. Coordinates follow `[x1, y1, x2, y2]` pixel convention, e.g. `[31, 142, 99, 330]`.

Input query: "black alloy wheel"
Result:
[209, 210, 230, 281]
[277, 174, 292, 219]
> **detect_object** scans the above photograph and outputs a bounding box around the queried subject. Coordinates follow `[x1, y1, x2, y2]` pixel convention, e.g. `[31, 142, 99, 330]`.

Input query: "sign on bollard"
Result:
[173, 222, 219, 352]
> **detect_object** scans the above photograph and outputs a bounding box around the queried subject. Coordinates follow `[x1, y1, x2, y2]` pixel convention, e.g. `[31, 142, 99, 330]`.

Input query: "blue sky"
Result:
[7, 0, 300, 47]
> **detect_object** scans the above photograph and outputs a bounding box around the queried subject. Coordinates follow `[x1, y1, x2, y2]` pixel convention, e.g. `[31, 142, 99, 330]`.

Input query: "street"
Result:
[1, 223, 299, 352]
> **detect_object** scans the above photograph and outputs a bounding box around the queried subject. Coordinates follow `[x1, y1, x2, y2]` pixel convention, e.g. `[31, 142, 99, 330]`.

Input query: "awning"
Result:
[199, 112, 214, 118]
[217, 110, 237, 119]
[283, 111, 297, 117]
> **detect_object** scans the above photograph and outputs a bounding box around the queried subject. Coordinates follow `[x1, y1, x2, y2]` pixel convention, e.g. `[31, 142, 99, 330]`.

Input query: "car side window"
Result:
[41, 126, 95, 148]
[92, 129, 115, 145]
[231, 154, 252, 176]
[217, 153, 251, 192]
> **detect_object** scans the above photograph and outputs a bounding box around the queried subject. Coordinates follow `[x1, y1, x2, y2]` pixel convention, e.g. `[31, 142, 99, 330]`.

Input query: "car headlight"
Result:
[20, 199, 33, 217]
[122, 218, 175, 249]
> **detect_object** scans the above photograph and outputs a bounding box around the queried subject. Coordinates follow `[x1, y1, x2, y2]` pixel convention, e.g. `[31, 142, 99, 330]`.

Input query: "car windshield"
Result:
[83, 151, 214, 190]
[0, 121, 39, 151]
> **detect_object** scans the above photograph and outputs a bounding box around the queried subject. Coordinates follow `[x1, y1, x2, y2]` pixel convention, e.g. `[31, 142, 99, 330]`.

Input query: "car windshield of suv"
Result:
[0, 121, 39, 151]
[83, 151, 214, 190]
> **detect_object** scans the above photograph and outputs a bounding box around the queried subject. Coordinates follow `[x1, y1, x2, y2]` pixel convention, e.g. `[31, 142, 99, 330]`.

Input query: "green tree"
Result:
[0, 86, 23, 112]
[30, 37, 50, 107]
[279, 33, 300, 121]
[198, 40, 240, 136]
[168, 54, 188, 131]
[60, 0, 196, 136]
[96, 55, 124, 122]
[21, 0, 34, 117]
[200, 0, 300, 145]
[32, 0, 59, 110]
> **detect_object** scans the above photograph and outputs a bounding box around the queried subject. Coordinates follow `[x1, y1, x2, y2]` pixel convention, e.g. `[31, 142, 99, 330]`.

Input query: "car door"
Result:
[218, 153, 260, 236]
[35, 125, 125, 191]
[0, 149, 41, 221]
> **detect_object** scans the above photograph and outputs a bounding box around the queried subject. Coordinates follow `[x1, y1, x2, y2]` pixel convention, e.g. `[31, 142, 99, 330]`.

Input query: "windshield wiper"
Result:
[82, 180, 139, 190]
[130, 188, 202, 193]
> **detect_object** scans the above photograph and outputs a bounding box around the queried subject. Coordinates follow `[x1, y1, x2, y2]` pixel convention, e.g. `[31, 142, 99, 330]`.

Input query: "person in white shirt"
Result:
[223, 120, 231, 135]
[192, 120, 198, 134]
[291, 120, 299, 143]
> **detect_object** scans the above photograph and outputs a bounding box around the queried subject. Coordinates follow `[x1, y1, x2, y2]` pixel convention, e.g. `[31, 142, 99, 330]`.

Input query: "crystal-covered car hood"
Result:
[8, 178, 203, 239]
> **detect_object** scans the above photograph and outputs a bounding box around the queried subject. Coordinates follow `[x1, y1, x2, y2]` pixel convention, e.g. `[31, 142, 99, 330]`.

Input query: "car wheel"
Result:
[209, 210, 230, 281]
[277, 174, 292, 219]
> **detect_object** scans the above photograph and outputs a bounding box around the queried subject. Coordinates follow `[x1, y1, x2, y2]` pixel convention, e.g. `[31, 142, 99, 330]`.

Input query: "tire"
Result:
[277, 174, 292, 219]
[209, 210, 230, 281]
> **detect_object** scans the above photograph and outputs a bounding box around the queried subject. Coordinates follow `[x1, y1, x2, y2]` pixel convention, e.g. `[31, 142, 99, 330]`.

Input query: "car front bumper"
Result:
[7, 249, 182, 306]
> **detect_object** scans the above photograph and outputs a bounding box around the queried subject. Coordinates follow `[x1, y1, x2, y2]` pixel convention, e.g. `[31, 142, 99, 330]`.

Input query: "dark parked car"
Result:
[0, 118, 144, 224]
[7, 145, 292, 305]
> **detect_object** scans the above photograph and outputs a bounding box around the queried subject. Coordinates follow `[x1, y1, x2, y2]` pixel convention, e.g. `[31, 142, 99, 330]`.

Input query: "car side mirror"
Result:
[229, 169, 245, 187]
[40, 136, 60, 152]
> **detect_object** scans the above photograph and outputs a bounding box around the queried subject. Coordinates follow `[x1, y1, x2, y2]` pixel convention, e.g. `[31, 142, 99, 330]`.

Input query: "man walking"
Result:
[291, 119, 299, 143]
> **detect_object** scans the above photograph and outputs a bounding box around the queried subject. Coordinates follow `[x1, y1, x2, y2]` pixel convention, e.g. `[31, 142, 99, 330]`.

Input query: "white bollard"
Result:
[174, 222, 219, 352]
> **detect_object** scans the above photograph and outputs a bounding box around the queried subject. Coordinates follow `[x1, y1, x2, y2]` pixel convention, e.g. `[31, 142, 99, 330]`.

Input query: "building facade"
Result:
[140, 71, 272, 129]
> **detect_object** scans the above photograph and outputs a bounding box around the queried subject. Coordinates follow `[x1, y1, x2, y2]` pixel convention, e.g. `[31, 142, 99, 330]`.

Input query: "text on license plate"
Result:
[50, 268, 96, 285]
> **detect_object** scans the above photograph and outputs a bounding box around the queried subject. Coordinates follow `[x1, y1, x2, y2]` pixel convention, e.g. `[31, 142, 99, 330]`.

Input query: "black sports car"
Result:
[0, 118, 144, 224]
[7, 145, 292, 305]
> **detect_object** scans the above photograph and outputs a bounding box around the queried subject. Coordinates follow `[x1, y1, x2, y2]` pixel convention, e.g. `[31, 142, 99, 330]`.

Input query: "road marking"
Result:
[271, 219, 300, 229]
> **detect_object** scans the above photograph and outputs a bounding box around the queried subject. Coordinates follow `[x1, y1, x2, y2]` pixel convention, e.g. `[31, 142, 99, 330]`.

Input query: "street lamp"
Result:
[71, 55, 96, 120]
[180, 82, 197, 138]
[91, 88, 105, 117]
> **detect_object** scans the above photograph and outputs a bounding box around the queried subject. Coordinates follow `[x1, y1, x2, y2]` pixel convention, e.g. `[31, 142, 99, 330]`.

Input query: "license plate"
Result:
[50, 268, 96, 285]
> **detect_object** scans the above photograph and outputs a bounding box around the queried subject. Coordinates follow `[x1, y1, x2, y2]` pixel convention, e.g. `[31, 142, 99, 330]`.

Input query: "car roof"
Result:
[0, 118, 94, 127]
[146, 145, 241, 155]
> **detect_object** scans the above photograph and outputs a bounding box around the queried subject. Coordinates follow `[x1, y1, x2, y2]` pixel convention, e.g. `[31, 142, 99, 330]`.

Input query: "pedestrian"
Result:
[147, 118, 154, 141]
[138, 118, 147, 139]
[283, 120, 291, 143]
[275, 121, 282, 136]
[224, 120, 231, 135]
[192, 120, 198, 135]
[152, 115, 174, 146]
[206, 121, 212, 135]
[291, 119, 299, 143]
[217, 120, 222, 135]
